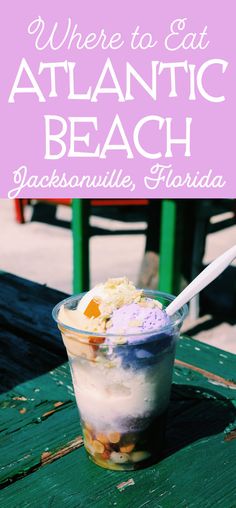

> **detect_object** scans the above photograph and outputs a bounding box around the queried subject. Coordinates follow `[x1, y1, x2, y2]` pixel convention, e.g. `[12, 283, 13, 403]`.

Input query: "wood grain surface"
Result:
[0, 273, 235, 508]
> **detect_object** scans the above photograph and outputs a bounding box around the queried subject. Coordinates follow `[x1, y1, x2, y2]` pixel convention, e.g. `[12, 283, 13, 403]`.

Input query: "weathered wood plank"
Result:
[0, 431, 235, 508]
[0, 273, 67, 393]
[0, 404, 82, 487]
[175, 358, 236, 388]
[173, 363, 236, 402]
[0, 364, 73, 435]
[177, 336, 236, 381]
[0, 328, 66, 393]
[0, 274, 235, 507]
[1, 361, 235, 489]
[0, 272, 67, 356]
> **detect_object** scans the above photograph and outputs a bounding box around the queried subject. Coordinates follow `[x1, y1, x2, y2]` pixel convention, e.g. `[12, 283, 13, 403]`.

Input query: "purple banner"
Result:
[1, 0, 235, 198]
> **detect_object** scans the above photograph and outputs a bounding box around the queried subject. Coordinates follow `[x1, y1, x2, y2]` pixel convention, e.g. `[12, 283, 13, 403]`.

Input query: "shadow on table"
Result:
[202, 265, 236, 319]
[31, 202, 71, 229]
[0, 272, 68, 395]
[185, 315, 236, 338]
[163, 383, 236, 458]
[0, 326, 67, 395]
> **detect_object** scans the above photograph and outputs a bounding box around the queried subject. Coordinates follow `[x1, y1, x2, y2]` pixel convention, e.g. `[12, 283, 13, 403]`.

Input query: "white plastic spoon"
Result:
[166, 245, 236, 316]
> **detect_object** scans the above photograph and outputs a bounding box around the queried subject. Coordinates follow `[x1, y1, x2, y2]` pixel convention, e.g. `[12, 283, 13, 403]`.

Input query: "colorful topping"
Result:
[88, 336, 105, 345]
[84, 299, 101, 318]
[58, 277, 168, 338]
[96, 433, 109, 445]
[120, 443, 135, 453]
[110, 452, 129, 463]
[108, 301, 169, 335]
[130, 451, 151, 462]
[81, 418, 155, 470]
[92, 440, 105, 454]
[108, 431, 121, 444]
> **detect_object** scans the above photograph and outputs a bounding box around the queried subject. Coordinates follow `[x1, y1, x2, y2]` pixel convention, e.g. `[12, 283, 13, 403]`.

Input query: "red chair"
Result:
[13, 199, 148, 224]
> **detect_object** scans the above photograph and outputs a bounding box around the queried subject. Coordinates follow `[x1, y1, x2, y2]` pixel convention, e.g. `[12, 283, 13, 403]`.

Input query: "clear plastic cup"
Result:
[52, 290, 187, 471]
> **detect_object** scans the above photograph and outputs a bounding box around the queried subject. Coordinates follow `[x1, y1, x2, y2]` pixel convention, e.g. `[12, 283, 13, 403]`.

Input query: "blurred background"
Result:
[0, 198, 235, 352]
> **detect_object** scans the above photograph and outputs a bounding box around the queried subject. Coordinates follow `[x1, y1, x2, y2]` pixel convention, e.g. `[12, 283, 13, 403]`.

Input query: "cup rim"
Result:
[52, 289, 188, 338]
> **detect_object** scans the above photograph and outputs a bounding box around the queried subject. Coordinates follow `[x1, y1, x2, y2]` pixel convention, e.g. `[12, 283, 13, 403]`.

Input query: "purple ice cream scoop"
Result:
[108, 301, 170, 337]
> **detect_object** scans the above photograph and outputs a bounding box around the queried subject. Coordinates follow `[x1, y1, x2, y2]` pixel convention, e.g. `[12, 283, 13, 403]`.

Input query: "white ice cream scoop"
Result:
[166, 245, 236, 317]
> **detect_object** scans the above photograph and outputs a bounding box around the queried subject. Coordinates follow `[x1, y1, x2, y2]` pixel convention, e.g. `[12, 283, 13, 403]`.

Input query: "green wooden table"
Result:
[1, 273, 236, 507]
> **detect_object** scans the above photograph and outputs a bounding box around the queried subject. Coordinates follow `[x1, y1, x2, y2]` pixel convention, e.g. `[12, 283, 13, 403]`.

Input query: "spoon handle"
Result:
[166, 245, 236, 317]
